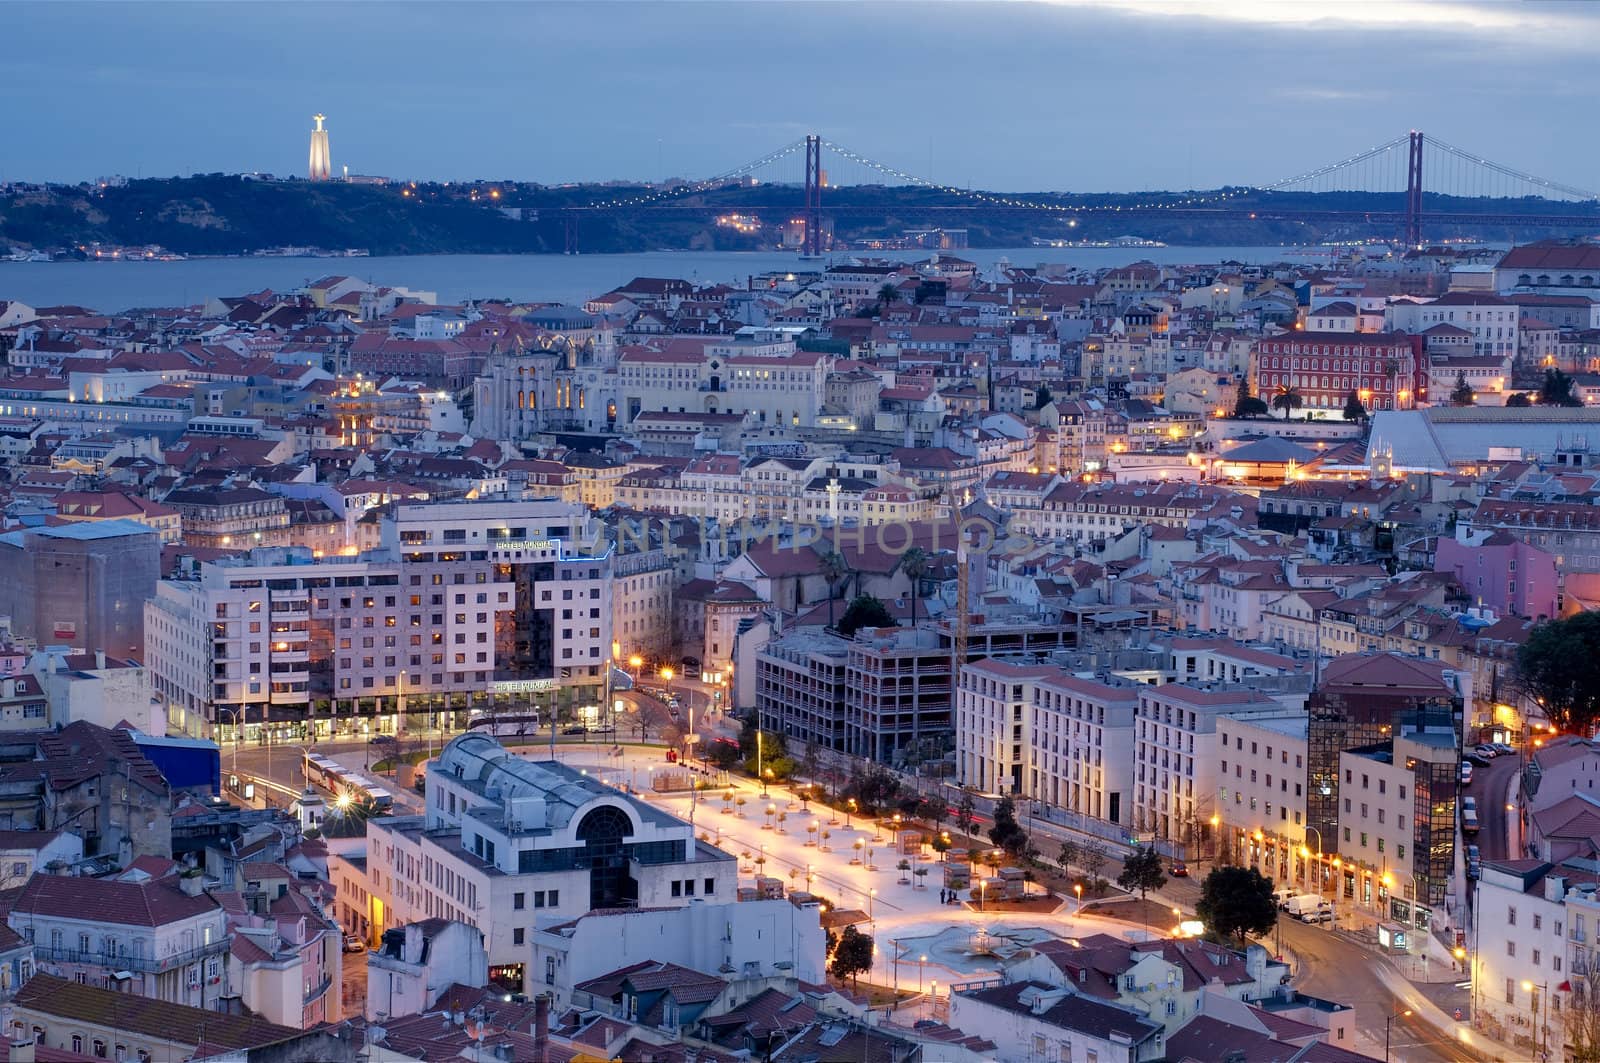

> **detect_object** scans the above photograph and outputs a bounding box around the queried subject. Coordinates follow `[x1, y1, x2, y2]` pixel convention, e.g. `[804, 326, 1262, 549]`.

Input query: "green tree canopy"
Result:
[988, 795, 1029, 858]
[837, 594, 894, 637]
[1342, 390, 1368, 422]
[1541, 367, 1584, 407]
[1507, 392, 1533, 408]
[1232, 378, 1269, 419]
[1196, 866, 1278, 948]
[1117, 845, 1168, 901]
[1450, 372, 1476, 407]
[1516, 612, 1600, 735]
[829, 924, 874, 986]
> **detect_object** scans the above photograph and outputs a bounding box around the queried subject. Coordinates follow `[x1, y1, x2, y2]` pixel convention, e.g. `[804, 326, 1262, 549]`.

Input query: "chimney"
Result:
[95, 650, 105, 670]
[179, 872, 205, 897]
[9, 1039, 35, 1063]
[534, 993, 551, 1063]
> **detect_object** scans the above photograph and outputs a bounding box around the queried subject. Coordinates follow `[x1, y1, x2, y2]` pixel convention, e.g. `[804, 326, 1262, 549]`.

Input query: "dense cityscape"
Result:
[9, 3, 1600, 1062]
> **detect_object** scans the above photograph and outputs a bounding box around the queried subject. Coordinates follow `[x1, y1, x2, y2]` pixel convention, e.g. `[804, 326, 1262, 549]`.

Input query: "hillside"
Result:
[5, 175, 1599, 256]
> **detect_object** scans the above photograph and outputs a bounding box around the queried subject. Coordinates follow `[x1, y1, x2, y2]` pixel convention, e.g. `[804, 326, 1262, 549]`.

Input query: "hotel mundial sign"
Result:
[493, 678, 560, 694]
[491, 538, 559, 552]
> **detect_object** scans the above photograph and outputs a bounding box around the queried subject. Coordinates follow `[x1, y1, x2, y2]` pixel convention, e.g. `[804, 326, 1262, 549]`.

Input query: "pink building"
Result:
[1435, 528, 1558, 620]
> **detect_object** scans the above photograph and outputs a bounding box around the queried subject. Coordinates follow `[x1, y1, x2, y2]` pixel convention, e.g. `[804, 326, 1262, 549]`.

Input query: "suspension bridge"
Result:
[558, 132, 1600, 254]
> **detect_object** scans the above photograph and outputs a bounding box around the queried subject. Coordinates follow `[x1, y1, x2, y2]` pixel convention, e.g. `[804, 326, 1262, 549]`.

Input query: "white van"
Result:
[1283, 894, 1322, 918]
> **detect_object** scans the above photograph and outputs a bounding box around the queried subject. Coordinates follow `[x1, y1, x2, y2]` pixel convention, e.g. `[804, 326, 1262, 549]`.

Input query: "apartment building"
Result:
[844, 627, 953, 763]
[611, 544, 676, 662]
[1336, 732, 1456, 919]
[1251, 331, 1421, 413]
[1029, 672, 1139, 826]
[1387, 291, 1519, 359]
[756, 631, 850, 752]
[146, 497, 612, 741]
[1472, 860, 1600, 1060]
[163, 486, 292, 549]
[1306, 653, 1464, 880]
[1134, 682, 1298, 846]
[7, 868, 232, 1010]
[956, 659, 1059, 795]
[0, 520, 160, 662]
[1216, 714, 1308, 885]
[354, 734, 735, 995]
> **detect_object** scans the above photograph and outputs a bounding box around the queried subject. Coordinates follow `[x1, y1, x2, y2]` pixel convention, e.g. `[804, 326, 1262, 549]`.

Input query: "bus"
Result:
[467, 712, 543, 739]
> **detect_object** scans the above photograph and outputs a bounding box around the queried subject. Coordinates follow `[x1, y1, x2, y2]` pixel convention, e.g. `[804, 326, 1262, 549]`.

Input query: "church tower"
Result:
[308, 113, 331, 181]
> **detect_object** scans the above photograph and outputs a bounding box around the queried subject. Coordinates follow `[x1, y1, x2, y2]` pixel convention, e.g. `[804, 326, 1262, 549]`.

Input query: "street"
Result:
[1469, 750, 1522, 863]
[1284, 917, 1478, 1062]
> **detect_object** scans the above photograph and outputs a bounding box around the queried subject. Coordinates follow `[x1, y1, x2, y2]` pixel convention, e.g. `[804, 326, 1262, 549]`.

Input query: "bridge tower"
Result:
[1405, 131, 1424, 248]
[802, 135, 823, 257]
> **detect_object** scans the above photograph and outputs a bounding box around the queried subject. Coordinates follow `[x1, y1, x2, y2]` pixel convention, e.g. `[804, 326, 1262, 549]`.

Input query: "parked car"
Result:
[1474, 744, 1498, 759]
[1463, 809, 1480, 835]
[343, 937, 366, 954]
[1465, 752, 1492, 767]
[1493, 742, 1515, 755]
[1460, 761, 1474, 786]
[1462, 795, 1477, 813]
[1169, 862, 1188, 878]
[561, 724, 587, 735]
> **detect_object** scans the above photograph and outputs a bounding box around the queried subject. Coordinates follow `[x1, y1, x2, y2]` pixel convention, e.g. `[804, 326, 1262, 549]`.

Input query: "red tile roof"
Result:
[10, 871, 219, 928]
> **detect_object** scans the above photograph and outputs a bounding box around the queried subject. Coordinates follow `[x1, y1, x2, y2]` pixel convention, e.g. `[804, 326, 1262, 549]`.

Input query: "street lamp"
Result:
[1209, 814, 1221, 861]
[1304, 826, 1323, 893]
[1384, 1008, 1412, 1062]
[1074, 883, 1083, 912]
[1522, 980, 1550, 1061]
[660, 667, 674, 699]
[847, 798, 857, 828]
[628, 655, 643, 682]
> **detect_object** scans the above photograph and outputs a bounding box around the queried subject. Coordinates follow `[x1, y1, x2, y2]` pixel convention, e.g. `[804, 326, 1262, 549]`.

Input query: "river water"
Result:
[0, 245, 1340, 312]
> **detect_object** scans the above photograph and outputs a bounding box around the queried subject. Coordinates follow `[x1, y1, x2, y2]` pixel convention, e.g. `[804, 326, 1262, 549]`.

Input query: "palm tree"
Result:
[898, 547, 930, 628]
[876, 283, 900, 315]
[1272, 385, 1303, 421]
[820, 549, 850, 627]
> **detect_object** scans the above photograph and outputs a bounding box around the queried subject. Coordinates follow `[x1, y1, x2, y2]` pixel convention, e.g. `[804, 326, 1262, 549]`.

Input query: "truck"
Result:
[1282, 894, 1324, 919]
[1285, 895, 1334, 923]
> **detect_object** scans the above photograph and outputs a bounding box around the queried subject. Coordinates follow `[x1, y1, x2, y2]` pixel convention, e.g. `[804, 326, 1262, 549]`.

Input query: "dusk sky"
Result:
[11, 1, 1600, 193]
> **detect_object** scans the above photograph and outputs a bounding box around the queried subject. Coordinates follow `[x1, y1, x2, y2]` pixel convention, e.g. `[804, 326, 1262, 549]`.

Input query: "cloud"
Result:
[1277, 87, 1389, 103]
[1040, 0, 1600, 47]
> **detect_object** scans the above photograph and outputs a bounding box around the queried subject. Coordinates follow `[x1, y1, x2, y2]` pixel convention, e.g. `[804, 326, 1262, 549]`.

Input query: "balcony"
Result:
[33, 937, 230, 975]
[304, 972, 333, 1005]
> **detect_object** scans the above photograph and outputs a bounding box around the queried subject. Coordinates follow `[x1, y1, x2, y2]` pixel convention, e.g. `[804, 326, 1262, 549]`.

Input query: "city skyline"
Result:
[7, 1, 1600, 191]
